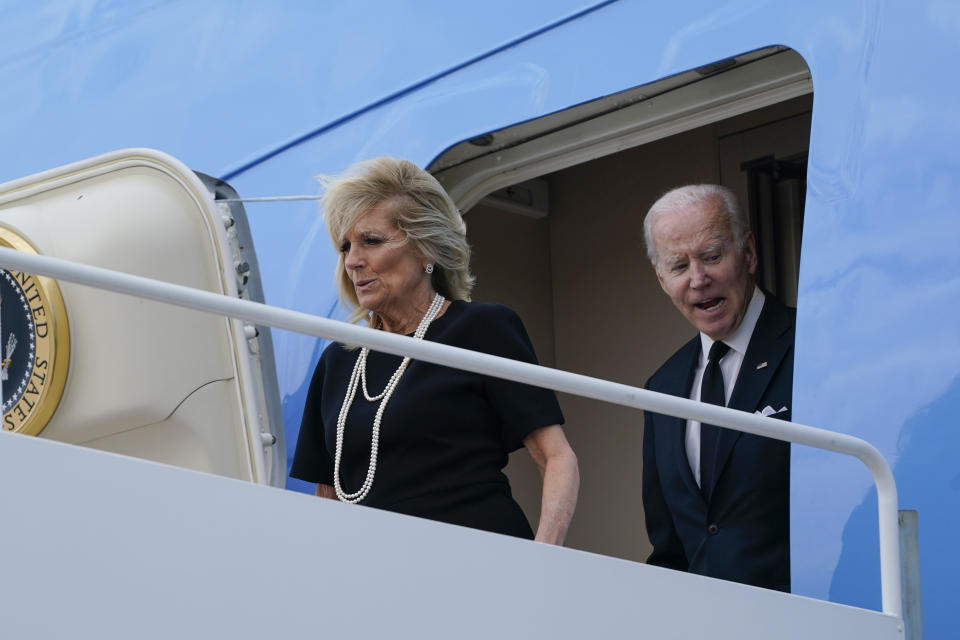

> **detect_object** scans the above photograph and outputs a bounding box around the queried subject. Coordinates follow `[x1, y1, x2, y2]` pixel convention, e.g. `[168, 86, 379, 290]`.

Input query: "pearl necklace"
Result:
[334, 293, 445, 503]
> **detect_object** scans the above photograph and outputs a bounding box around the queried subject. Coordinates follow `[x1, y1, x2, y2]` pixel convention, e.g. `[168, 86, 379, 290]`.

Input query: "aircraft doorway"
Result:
[430, 49, 811, 562]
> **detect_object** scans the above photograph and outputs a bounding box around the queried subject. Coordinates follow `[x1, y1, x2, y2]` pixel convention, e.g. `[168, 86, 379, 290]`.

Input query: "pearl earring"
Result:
[424, 264, 434, 274]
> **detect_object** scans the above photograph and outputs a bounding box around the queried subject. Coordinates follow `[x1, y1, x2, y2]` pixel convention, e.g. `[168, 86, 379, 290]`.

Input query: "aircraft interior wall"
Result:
[466, 95, 812, 561]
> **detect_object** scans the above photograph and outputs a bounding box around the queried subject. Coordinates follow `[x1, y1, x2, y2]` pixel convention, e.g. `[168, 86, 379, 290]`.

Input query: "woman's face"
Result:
[340, 204, 428, 315]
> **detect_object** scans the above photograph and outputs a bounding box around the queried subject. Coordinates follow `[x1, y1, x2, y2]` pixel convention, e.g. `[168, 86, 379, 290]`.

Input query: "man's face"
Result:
[651, 198, 757, 341]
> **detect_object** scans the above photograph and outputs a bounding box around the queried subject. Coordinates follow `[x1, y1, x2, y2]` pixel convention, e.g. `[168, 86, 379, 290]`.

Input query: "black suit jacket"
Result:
[642, 294, 794, 591]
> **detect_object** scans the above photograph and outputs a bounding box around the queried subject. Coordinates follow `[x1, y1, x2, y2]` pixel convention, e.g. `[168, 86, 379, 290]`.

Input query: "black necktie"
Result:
[699, 340, 731, 500]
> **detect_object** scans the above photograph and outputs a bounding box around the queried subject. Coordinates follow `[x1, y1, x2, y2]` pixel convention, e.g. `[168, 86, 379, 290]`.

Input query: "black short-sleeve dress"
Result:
[290, 301, 564, 538]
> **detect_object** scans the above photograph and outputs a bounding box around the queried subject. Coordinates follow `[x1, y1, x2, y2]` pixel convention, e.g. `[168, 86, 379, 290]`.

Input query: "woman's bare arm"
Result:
[315, 483, 337, 500]
[523, 425, 579, 545]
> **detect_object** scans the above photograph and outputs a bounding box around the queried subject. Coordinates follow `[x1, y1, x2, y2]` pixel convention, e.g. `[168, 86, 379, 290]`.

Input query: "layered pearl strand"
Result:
[333, 292, 445, 503]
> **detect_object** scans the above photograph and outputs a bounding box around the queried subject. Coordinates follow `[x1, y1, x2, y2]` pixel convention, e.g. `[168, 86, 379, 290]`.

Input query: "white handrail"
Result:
[0, 246, 902, 619]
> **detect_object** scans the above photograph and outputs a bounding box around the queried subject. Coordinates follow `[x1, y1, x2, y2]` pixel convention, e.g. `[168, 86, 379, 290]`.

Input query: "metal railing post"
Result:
[899, 510, 923, 638]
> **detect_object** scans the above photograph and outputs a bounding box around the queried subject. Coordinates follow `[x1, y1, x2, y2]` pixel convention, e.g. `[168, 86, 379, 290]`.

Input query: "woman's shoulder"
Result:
[442, 300, 524, 333]
[435, 300, 531, 354]
[317, 339, 356, 369]
[450, 300, 517, 318]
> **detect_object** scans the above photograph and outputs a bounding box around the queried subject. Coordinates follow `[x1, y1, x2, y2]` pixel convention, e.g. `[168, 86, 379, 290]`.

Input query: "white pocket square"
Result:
[756, 405, 789, 417]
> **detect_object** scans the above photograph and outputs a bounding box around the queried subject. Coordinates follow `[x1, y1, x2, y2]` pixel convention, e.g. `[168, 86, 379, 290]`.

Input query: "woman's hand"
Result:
[315, 483, 337, 500]
[523, 425, 579, 545]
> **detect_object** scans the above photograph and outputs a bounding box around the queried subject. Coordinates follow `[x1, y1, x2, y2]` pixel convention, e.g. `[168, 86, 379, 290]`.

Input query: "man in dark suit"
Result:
[641, 184, 793, 591]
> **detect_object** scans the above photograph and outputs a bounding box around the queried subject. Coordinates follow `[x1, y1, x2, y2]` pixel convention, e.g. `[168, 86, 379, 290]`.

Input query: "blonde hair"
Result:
[320, 157, 475, 326]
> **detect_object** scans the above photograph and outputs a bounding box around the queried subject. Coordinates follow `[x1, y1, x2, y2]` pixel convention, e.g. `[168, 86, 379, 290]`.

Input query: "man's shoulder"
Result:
[645, 335, 700, 392]
[758, 294, 796, 330]
[751, 294, 796, 351]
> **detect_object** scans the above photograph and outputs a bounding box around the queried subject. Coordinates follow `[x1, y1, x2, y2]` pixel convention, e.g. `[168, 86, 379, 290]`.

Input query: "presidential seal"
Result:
[0, 227, 69, 436]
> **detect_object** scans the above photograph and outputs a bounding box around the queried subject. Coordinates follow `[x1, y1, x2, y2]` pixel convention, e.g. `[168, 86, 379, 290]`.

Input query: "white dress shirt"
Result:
[685, 286, 765, 487]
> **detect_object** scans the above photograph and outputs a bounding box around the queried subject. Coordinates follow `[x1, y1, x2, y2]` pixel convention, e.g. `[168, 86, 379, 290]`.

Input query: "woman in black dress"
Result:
[291, 157, 579, 543]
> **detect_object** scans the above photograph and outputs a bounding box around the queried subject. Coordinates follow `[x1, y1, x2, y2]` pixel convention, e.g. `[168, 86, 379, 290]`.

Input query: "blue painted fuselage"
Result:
[0, 1, 955, 635]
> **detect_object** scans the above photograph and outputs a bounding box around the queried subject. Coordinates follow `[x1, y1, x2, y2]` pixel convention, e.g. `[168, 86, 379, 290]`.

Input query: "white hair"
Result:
[643, 184, 748, 267]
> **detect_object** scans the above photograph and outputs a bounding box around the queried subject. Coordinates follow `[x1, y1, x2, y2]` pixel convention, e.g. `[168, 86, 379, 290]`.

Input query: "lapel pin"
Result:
[756, 361, 768, 370]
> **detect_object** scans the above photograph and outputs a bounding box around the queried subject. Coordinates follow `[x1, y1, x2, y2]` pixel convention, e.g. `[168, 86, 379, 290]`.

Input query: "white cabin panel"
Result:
[0, 150, 266, 482]
[1, 432, 902, 639]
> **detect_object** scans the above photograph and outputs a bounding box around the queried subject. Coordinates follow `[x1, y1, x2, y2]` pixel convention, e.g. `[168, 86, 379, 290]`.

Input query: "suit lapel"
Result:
[709, 296, 794, 495]
[658, 337, 704, 501]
